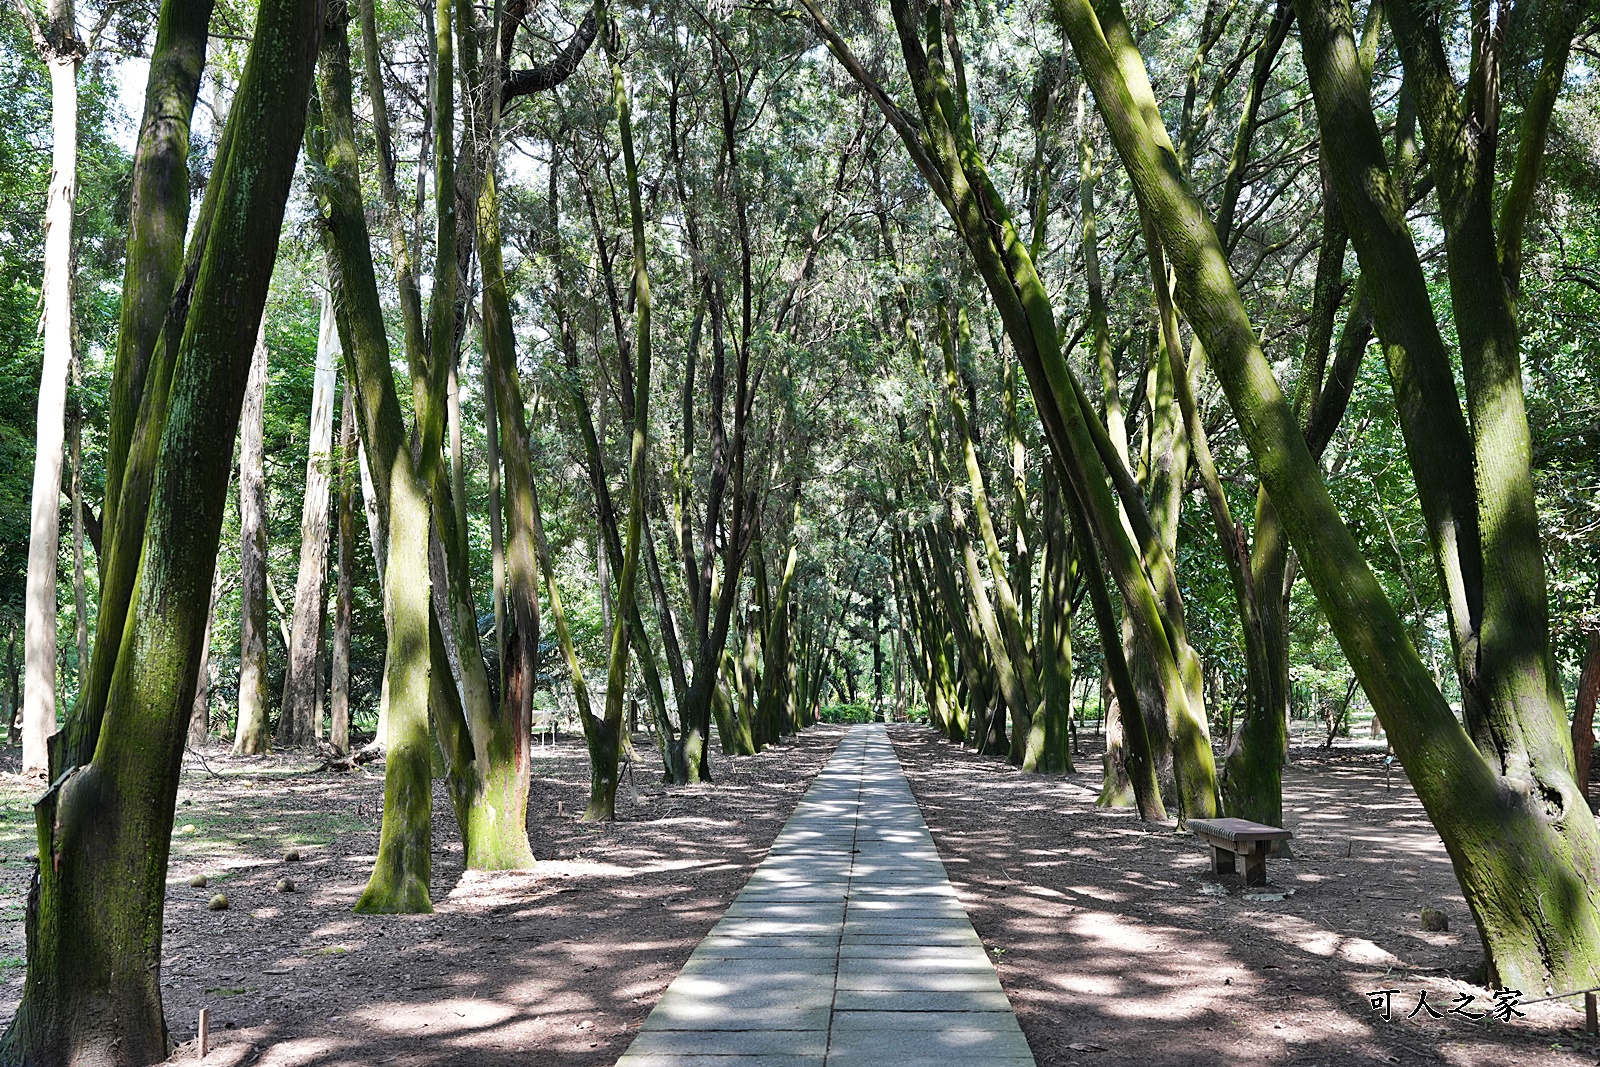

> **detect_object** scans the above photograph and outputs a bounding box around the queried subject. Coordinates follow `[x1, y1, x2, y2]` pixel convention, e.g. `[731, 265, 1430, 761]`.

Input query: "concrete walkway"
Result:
[615, 724, 1035, 1066]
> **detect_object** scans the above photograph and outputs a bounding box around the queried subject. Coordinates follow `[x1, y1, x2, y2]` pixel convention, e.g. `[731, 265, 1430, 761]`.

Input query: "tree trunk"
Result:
[592, 2, 653, 822]
[314, 3, 435, 913]
[0, 0, 320, 1055]
[189, 557, 223, 747]
[1057, 0, 1600, 990]
[330, 386, 356, 756]
[279, 290, 338, 747]
[1034, 462, 1075, 773]
[69, 395, 89, 691]
[53, 0, 212, 778]
[21, 2, 80, 778]
[1574, 610, 1600, 801]
[453, 0, 541, 869]
[234, 323, 272, 755]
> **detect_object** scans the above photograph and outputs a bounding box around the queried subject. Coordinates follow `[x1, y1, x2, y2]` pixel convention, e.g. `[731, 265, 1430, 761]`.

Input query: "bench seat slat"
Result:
[1187, 817, 1293, 843]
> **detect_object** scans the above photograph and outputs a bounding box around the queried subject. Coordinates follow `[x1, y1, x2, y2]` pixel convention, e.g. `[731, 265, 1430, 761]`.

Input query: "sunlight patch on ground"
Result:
[1256, 913, 1402, 966]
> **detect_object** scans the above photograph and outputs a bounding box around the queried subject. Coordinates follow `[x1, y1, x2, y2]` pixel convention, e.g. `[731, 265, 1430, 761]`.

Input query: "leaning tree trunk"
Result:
[234, 323, 272, 755]
[52, 0, 212, 778]
[314, 0, 435, 914]
[0, 0, 319, 1057]
[21, 0, 81, 778]
[279, 291, 339, 747]
[1056, 0, 1600, 991]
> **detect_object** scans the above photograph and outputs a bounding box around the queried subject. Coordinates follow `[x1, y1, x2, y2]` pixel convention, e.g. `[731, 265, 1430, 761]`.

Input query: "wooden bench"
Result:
[1188, 817, 1293, 887]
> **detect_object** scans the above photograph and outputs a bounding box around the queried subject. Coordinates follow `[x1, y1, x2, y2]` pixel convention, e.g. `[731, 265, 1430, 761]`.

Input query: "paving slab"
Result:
[615, 724, 1035, 1066]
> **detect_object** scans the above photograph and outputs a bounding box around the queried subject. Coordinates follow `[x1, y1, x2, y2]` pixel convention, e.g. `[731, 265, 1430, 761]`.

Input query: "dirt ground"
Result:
[0, 726, 847, 1067]
[2, 721, 1598, 1066]
[887, 724, 1600, 1067]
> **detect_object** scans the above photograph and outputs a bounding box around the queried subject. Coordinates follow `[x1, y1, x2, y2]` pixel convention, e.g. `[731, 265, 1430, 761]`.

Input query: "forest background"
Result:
[2, 0, 1591, 763]
[0, 0, 1597, 1053]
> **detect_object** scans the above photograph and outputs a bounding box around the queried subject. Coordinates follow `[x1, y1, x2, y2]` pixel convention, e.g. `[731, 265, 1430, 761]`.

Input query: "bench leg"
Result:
[1243, 851, 1267, 887]
[1211, 846, 1236, 875]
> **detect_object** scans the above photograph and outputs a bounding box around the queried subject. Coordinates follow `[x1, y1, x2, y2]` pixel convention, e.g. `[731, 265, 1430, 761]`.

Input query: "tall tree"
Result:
[279, 290, 339, 747]
[590, 0, 652, 821]
[234, 322, 271, 755]
[0, 0, 321, 1055]
[15, 0, 83, 777]
[315, 0, 437, 912]
[1049, 0, 1600, 990]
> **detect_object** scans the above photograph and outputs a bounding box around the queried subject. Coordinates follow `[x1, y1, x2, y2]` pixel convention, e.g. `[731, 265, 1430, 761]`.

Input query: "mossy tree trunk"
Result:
[52, 0, 213, 777]
[1055, 0, 1600, 991]
[805, 0, 1217, 820]
[448, 0, 544, 872]
[0, 0, 320, 1058]
[590, 0, 651, 822]
[311, 3, 436, 914]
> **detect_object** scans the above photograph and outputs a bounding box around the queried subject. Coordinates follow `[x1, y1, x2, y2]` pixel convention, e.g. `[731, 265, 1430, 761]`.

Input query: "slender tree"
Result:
[234, 322, 272, 755]
[0, 0, 321, 1055]
[15, 0, 83, 777]
[280, 290, 339, 747]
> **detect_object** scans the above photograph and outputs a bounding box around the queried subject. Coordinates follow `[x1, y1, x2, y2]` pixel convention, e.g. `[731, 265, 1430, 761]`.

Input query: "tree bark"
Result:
[0, 0, 319, 1054]
[21, 0, 81, 778]
[330, 385, 356, 756]
[234, 323, 272, 755]
[313, 3, 435, 913]
[279, 290, 339, 747]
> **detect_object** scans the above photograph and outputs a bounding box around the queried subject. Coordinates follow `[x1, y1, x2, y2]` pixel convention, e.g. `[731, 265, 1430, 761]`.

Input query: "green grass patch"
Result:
[0, 780, 39, 853]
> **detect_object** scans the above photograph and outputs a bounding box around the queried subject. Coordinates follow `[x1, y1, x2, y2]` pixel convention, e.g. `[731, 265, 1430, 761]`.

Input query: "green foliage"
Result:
[0, 22, 128, 641]
[819, 700, 875, 725]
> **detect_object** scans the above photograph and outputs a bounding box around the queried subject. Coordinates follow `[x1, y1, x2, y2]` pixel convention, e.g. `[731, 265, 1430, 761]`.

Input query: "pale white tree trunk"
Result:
[280, 291, 339, 747]
[234, 321, 272, 754]
[22, 14, 80, 777]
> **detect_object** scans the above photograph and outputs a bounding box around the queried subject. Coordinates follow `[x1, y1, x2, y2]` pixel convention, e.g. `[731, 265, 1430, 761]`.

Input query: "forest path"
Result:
[614, 723, 1036, 1066]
